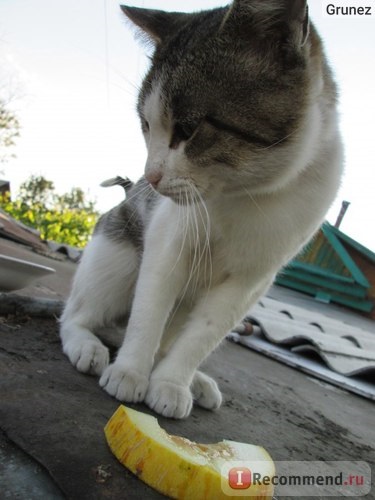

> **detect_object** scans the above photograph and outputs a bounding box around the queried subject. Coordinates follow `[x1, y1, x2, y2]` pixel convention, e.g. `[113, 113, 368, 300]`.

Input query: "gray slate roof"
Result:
[229, 296, 375, 400]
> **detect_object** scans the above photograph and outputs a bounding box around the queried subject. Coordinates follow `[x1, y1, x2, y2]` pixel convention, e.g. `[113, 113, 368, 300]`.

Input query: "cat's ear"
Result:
[120, 6, 188, 45]
[285, 0, 309, 47]
[222, 0, 309, 49]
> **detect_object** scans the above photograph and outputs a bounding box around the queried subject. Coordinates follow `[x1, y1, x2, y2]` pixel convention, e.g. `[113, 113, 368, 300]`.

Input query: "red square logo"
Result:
[228, 467, 252, 489]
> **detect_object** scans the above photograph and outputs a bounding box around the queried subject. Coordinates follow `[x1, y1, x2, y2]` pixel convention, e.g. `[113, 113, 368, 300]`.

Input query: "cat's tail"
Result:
[100, 176, 134, 195]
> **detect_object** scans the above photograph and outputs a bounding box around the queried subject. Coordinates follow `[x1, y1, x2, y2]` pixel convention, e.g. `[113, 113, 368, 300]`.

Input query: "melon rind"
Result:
[104, 405, 274, 499]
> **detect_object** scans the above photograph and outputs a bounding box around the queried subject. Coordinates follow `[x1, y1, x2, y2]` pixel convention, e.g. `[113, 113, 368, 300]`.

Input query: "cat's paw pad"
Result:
[145, 379, 193, 419]
[99, 364, 148, 402]
[191, 372, 222, 410]
[64, 340, 109, 376]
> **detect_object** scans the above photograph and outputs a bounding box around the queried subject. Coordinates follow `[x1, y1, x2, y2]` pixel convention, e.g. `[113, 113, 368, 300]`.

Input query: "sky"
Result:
[0, 0, 374, 250]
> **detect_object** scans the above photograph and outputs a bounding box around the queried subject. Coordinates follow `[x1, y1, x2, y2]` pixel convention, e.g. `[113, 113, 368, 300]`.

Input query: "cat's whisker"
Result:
[118, 182, 151, 206]
[120, 184, 154, 235]
[178, 183, 208, 300]
[258, 129, 298, 151]
[104, 79, 140, 98]
[189, 183, 213, 294]
[71, 41, 141, 98]
[181, 186, 203, 302]
[167, 188, 190, 279]
[242, 187, 273, 226]
[164, 189, 191, 331]
[121, 185, 155, 230]
[184, 189, 198, 298]
[166, 189, 198, 326]
[197, 196, 213, 292]
[107, 66, 141, 95]
[189, 189, 201, 299]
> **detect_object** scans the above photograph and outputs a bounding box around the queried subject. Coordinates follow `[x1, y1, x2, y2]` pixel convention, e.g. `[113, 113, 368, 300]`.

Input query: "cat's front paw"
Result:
[191, 371, 222, 410]
[145, 379, 193, 419]
[63, 339, 109, 376]
[99, 363, 148, 402]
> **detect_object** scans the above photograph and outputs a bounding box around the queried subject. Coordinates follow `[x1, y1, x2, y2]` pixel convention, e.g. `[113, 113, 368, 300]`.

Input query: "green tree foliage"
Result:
[0, 98, 20, 164]
[0, 175, 99, 248]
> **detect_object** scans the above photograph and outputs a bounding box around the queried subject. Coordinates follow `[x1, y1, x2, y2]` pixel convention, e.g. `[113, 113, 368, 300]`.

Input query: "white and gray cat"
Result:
[60, 0, 343, 418]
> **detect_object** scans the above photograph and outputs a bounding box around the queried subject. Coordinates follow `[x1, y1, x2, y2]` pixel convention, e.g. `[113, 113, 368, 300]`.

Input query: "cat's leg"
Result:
[60, 233, 139, 375]
[191, 370, 222, 411]
[145, 278, 269, 418]
[99, 256, 188, 401]
[160, 315, 223, 411]
[99, 203, 189, 402]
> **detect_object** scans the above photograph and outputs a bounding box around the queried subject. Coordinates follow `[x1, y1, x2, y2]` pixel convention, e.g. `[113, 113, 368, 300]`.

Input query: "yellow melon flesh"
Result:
[104, 405, 274, 499]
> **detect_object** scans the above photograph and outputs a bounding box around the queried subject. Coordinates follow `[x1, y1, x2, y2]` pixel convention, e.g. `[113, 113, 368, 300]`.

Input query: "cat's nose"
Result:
[146, 171, 163, 190]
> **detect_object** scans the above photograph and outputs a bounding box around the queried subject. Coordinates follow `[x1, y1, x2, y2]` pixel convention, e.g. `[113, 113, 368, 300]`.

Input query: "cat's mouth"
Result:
[157, 184, 202, 206]
[164, 190, 201, 206]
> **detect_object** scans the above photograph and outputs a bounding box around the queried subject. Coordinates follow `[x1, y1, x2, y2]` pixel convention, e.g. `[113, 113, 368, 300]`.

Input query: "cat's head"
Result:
[121, 0, 329, 204]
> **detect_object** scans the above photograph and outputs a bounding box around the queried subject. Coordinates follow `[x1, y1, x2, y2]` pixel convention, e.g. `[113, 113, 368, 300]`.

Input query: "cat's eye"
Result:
[174, 122, 196, 141]
[170, 122, 198, 149]
[205, 115, 274, 148]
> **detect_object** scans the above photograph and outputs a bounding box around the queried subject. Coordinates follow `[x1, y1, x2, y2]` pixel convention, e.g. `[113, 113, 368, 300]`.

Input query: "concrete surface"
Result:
[0, 313, 374, 499]
[0, 241, 374, 499]
[0, 429, 65, 499]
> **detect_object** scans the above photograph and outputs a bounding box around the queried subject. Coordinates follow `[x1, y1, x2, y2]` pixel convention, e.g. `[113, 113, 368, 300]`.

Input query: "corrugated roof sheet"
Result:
[229, 296, 375, 399]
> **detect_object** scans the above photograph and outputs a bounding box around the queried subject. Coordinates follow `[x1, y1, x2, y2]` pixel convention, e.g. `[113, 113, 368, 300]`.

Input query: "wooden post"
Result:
[334, 200, 350, 229]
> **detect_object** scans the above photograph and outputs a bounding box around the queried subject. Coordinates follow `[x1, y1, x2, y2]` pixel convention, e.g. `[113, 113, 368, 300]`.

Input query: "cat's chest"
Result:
[181, 206, 251, 280]
[150, 198, 256, 283]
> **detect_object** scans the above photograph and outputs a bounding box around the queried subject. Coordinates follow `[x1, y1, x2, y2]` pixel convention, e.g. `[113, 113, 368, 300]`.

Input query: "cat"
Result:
[60, 0, 343, 419]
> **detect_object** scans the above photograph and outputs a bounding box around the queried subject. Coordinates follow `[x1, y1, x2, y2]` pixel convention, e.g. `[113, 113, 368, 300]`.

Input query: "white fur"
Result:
[61, 81, 343, 418]
[143, 86, 192, 200]
[60, 234, 138, 375]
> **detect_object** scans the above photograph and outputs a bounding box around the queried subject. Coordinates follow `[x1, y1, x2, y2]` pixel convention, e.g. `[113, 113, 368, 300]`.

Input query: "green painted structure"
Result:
[276, 223, 375, 318]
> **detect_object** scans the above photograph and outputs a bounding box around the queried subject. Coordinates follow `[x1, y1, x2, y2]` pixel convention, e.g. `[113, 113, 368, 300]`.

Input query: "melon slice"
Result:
[104, 405, 274, 499]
